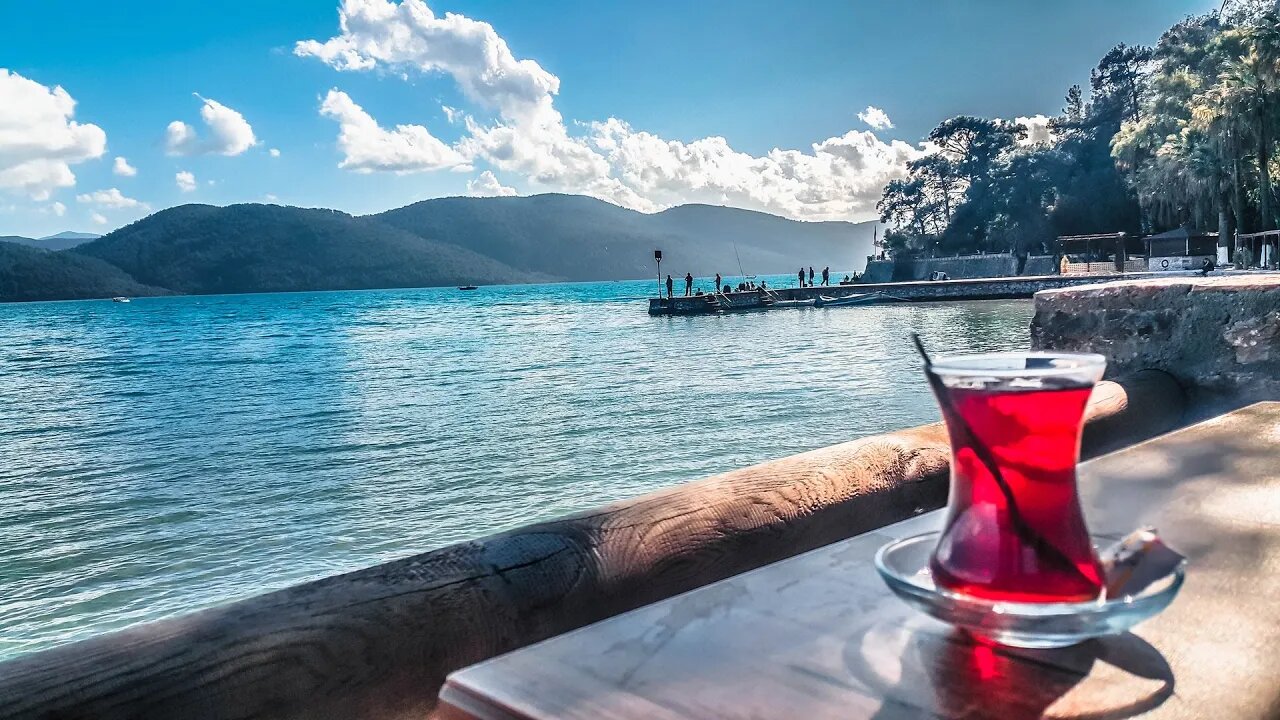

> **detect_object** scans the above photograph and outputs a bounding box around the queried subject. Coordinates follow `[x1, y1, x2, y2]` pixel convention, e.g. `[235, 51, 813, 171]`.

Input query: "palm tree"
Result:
[1249, 12, 1280, 228]
[1252, 12, 1280, 76]
[1215, 49, 1276, 230]
[1191, 92, 1251, 247]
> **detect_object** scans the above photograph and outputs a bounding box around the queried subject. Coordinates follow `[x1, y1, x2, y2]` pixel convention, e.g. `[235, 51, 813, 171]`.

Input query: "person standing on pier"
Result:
[798, 268, 806, 287]
[821, 266, 830, 286]
[666, 274, 673, 298]
[808, 266, 815, 286]
[684, 272, 694, 296]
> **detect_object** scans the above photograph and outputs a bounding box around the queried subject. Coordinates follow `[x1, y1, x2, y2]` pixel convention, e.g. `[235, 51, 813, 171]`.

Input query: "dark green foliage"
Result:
[928, 116, 1026, 181]
[73, 204, 542, 295]
[0, 242, 167, 302]
[1089, 44, 1154, 128]
[1114, 10, 1278, 239]
[881, 8, 1280, 257]
[880, 116, 1035, 256]
[1051, 130, 1141, 236]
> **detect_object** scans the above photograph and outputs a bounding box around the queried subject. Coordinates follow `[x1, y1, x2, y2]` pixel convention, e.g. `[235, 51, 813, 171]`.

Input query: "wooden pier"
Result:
[647, 272, 1188, 315]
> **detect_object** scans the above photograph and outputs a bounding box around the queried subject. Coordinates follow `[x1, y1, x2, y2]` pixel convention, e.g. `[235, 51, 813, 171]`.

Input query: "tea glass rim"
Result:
[928, 351, 1106, 379]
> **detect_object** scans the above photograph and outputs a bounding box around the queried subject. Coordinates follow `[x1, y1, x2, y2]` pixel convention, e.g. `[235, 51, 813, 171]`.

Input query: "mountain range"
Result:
[0, 195, 873, 302]
[0, 231, 101, 252]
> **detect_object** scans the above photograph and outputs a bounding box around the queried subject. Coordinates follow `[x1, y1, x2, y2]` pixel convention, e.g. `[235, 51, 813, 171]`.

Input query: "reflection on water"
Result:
[0, 279, 1032, 658]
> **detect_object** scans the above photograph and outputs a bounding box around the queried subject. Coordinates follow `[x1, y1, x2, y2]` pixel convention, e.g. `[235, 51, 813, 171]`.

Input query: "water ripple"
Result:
[0, 279, 1031, 658]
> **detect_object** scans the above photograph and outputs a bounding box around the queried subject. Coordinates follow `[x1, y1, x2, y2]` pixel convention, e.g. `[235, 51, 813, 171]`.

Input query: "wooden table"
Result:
[439, 403, 1280, 719]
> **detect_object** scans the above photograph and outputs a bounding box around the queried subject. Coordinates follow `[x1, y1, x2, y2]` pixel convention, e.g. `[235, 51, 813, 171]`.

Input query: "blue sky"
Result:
[2, 0, 1214, 237]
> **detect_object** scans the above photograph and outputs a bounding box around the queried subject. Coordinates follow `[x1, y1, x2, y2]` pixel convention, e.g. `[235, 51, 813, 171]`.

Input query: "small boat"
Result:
[457, 285, 478, 291]
[111, 296, 131, 303]
[814, 292, 907, 308]
[769, 298, 817, 309]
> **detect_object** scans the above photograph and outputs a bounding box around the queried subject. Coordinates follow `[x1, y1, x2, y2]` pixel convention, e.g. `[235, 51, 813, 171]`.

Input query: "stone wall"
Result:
[861, 259, 894, 283]
[1032, 274, 1280, 415]
[1024, 255, 1058, 276]
[863, 254, 1057, 283]
[650, 272, 1151, 314]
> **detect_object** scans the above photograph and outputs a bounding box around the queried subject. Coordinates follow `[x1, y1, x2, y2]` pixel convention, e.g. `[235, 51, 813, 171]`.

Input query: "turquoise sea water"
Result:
[0, 278, 1033, 658]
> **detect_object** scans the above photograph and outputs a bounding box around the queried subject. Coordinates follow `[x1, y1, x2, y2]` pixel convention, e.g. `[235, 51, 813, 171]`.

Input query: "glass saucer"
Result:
[875, 532, 1185, 648]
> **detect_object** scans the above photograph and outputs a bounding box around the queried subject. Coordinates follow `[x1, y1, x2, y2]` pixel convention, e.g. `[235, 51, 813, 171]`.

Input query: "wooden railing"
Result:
[1062, 258, 1146, 275]
[0, 371, 1187, 720]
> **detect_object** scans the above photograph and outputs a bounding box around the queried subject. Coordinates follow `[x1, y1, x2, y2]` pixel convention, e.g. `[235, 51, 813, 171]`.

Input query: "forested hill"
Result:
[0, 242, 167, 302]
[70, 204, 543, 296]
[0, 232, 99, 252]
[371, 194, 872, 281]
[1, 196, 872, 302]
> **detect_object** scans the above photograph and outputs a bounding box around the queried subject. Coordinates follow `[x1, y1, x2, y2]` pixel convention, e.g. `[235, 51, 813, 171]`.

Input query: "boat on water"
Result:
[814, 292, 904, 308]
[111, 296, 131, 303]
[457, 285, 479, 291]
[768, 298, 817, 309]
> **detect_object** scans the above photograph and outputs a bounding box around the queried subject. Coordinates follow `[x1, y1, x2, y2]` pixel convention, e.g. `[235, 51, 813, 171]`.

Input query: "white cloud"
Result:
[164, 121, 197, 153]
[264, 193, 279, 202]
[112, 156, 137, 177]
[857, 106, 893, 131]
[441, 105, 462, 124]
[76, 187, 147, 209]
[296, 1, 558, 118]
[175, 170, 197, 192]
[0, 69, 107, 200]
[90, 212, 108, 225]
[318, 89, 468, 172]
[466, 170, 517, 197]
[586, 121, 922, 218]
[1016, 114, 1055, 146]
[50, 201, 66, 216]
[296, 0, 923, 221]
[165, 95, 257, 156]
[269, 147, 281, 157]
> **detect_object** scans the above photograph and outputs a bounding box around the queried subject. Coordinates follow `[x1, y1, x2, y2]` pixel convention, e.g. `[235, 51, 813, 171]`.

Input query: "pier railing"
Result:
[0, 371, 1186, 720]
[1063, 258, 1148, 275]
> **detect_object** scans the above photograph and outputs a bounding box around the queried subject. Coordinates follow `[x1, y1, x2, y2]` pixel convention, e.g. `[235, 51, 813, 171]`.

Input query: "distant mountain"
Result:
[372, 194, 873, 281]
[1, 195, 874, 302]
[72, 204, 544, 295]
[43, 231, 100, 240]
[1, 231, 100, 251]
[0, 241, 167, 302]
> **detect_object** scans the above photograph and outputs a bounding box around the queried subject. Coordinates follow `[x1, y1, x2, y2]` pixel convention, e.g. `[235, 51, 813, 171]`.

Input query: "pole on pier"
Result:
[655, 249, 663, 299]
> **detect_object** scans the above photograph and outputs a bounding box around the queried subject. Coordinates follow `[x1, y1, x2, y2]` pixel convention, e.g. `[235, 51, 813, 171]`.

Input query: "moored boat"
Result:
[814, 293, 869, 307]
[814, 292, 905, 308]
[768, 298, 817, 309]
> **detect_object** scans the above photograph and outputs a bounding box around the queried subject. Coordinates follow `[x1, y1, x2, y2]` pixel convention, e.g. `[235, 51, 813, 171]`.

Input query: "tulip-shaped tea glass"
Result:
[924, 351, 1107, 603]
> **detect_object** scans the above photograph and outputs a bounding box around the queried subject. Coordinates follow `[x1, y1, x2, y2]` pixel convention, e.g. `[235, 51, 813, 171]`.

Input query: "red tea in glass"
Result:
[925, 352, 1106, 603]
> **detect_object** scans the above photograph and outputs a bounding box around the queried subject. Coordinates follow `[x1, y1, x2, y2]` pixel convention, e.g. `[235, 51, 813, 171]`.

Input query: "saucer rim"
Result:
[874, 530, 1187, 617]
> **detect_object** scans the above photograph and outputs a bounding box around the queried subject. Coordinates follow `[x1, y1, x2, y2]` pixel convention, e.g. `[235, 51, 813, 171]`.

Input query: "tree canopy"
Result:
[879, 7, 1280, 259]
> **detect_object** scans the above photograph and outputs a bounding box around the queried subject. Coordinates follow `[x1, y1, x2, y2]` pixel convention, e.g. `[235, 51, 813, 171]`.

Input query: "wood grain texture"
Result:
[442, 402, 1280, 720]
[0, 372, 1184, 720]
